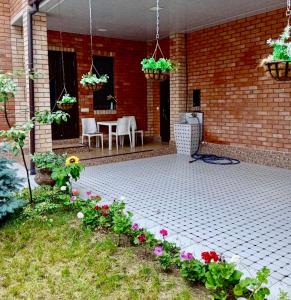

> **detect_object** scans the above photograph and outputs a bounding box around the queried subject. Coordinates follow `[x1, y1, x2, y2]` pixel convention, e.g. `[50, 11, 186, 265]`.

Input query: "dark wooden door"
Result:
[160, 78, 170, 143]
[49, 51, 79, 140]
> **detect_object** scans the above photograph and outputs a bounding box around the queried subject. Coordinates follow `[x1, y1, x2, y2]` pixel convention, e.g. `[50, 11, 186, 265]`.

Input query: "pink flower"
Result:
[86, 191, 92, 197]
[131, 223, 139, 231]
[160, 229, 168, 237]
[180, 251, 194, 261]
[72, 189, 80, 196]
[70, 196, 76, 203]
[154, 246, 164, 257]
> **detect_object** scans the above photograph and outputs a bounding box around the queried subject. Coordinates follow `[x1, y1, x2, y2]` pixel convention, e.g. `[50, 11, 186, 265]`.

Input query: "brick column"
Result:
[0, 0, 14, 131]
[11, 26, 28, 129]
[170, 33, 187, 141]
[23, 11, 52, 152]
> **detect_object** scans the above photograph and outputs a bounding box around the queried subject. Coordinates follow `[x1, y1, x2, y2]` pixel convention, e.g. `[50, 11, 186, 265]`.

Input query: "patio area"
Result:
[74, 154, 291, 298]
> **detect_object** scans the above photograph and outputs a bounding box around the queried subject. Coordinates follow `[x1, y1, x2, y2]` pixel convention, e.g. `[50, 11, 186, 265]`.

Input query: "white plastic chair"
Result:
[125, 116, 144, 147]
[81, 118, 103, 149]
[112, 118, 132, 150]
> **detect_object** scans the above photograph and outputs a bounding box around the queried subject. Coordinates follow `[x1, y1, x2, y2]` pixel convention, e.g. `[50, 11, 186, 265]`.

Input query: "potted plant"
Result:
[107, 94, 117, 110]
[80, 72, 109, 91]
[141, 57, 175, 81]
[31, 152, 66, 186]
[261, 24, 291, 81]
[57, 94, 77, 111]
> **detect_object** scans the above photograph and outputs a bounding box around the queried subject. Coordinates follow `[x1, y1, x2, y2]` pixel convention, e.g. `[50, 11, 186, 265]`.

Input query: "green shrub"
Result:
[31, 151, 66, 170]
[0, 145, 24, 220]
[18, 185, 70, 222]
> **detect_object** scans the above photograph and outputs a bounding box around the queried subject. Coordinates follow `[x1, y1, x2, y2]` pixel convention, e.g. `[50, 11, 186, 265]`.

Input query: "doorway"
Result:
[49, 50, 79, 140]
[160, 78, 170, 143]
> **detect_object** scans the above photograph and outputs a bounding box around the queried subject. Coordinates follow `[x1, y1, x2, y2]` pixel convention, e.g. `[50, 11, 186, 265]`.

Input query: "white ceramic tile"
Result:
[75, 154, 291, 297]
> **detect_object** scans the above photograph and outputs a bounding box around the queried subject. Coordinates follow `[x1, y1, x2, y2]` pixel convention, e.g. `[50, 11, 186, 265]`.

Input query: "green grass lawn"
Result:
[0, 212, 209, 300]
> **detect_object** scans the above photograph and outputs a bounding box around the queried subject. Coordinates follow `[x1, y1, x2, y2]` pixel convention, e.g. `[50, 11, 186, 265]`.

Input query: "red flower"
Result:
[91, 195, 102, 201]
[94, 205, 101, 210]
[102, 212, 109, 217]
[102, 205, 110, 210]
[137, 233, 146, 244]
[160, 229, 168, 237]
[209, 251, 220, 262]
[201, 251, 220, 263]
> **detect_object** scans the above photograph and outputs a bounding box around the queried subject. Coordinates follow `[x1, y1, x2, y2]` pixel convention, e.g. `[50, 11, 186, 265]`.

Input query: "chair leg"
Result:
[129, 133, 132, 148]
[101, 135, 103, 149]
[116, 135, 118, 150]
[88, 136, 91, 148]
[81, 135, 84, 144]
[141, 132, 144, 146]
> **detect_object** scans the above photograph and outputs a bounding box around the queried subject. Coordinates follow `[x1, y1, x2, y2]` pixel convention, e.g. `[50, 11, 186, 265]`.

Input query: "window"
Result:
[93, 56, 114, 110]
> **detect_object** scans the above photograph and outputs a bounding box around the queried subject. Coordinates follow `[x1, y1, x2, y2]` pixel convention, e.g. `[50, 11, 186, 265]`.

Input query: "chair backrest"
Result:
[81, 118, 97, 134]
[116, 117, 130, 135]
[123, 116, 137, 131]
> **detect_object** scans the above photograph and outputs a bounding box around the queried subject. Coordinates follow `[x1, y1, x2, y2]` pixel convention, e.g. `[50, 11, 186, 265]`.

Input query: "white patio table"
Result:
[96, 120, 117, 150]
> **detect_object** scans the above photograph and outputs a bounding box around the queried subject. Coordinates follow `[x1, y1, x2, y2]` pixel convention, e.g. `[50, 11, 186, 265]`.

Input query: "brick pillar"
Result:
[0, 0, 14, 131]
[23, 11, 52, 152]
[11, 26, 28, 129]
[170, 33, 187, 141]
[146, 81, 154, 136]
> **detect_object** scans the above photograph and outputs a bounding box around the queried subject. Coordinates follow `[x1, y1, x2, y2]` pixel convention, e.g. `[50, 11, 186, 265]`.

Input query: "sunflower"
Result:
[66, 155, 80, 166]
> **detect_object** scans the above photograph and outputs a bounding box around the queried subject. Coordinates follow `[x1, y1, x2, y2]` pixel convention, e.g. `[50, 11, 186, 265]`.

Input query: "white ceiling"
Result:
[36, 0, 286, 41]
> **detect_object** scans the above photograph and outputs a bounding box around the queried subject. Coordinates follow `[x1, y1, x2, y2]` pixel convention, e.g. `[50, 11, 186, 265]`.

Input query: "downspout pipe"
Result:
[28, 0, 43, 175]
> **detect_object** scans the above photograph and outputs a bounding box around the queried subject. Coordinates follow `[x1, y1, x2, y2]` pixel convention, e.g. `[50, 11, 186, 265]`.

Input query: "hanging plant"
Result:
[80, 72, 109, 91]
[81, 0, 109, 92]
[141, 57, 175, 81]
[261, 0, 291, 81]
[141, 0, 175, 81]
[57, 94, 77, 111]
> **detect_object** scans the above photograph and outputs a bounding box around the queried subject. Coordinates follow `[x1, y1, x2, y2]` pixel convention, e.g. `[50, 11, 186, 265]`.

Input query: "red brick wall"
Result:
[147, 39, 169, 136]
[0, 0, 14, 131]
[187, 8, 291, 153]
[47, 31, 148, 133]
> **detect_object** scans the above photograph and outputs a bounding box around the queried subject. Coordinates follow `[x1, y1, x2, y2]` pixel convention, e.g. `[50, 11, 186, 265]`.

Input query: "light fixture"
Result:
[97, 28, 107, 32]
[149, 6, 163, 11]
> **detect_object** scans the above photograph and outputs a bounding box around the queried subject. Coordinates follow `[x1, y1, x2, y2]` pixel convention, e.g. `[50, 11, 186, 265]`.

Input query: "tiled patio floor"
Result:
[75, 154, 291, 298]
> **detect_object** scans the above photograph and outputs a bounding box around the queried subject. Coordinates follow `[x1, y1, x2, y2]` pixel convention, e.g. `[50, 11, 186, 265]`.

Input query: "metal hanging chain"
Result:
[88, 0, 100, 76]
[152, 0, 165, 59]
[56, 1, 68, 106]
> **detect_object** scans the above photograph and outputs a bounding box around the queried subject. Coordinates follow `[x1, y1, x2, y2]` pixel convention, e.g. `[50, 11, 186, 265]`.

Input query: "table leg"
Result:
[109, 125, 112, 150]
[132, 130, 135, 148]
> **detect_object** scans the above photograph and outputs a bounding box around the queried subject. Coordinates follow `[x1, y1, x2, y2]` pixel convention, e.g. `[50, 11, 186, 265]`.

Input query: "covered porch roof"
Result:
[13, 0, 285, 41]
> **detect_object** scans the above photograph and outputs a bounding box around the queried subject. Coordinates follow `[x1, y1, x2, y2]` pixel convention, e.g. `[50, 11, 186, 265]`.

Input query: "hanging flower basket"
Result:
[80, 72, 109, 92]
[263, 61, 291, 81]
[144, 69, 169, 81]
[56, 94, 77, 111]
[141, 58, 174, 82]
[83, 82, 105, 91]
[261, 23, 291, 81]
[57, 102, 74, 111]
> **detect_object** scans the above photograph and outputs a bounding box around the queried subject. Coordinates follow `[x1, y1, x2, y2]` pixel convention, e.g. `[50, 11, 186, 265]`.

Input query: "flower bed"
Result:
[69, 192, 273, 300]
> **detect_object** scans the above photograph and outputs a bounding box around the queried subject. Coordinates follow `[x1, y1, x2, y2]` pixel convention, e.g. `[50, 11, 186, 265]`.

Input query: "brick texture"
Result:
[187, 8, 291, 153]
[170, 33, 187, 141]
[0, 0, 14, 131]
[47, 31, 148, 134]
[10, 0, 26, 19]
[23, 11, 52, 152]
